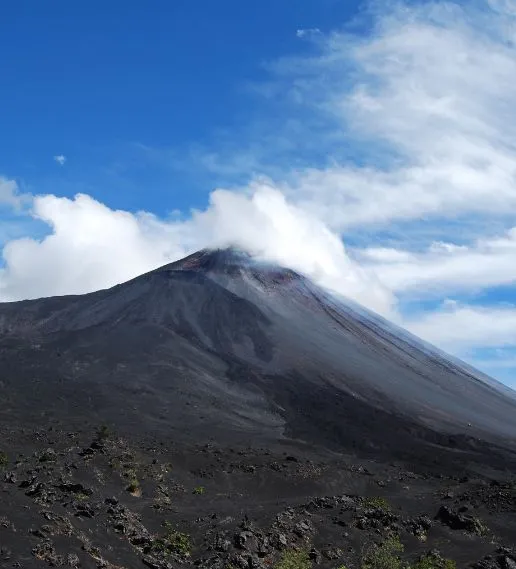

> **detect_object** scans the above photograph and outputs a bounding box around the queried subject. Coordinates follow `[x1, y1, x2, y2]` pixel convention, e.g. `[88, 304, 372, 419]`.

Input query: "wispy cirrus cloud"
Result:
[488, 0, 516, 16]
[296, 28, 321, 39]
[404, 302, 516, 351]
[357, 228, 516, 297]
[0, 177, 31, 211]
[264, 1, 516, 233]
[0, 178, 20, 208]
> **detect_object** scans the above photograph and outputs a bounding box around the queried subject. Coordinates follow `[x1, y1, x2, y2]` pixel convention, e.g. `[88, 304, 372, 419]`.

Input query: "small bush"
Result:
[412, 553, 456, 569]
[153, 522, 191, 557]
[0, 451, 8, 468]
[362, 538, 457, 569]
[275, 548, 312, 569]
[363, 497, 392, 512]
[127, 478, 140, 493]
[125, 468, 141, 494]
[192, 486, 205, 495]
[109, 457, 121, 470]
[362, 536, 405, 569]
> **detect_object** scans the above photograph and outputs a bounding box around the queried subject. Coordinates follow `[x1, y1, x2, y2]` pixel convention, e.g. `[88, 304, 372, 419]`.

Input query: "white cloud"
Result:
[403, 303, 516, 386]
[0, 186, 394, 317]
[0, 178, 20, 208]
[358, 247, 416, 264]
[191, 183, 395, 316]
[0, 193, 186, 301]
[488, 0, 516, 16]
[404, 302, 516, 351]
[358, 228, 516, 296]
[54, 155, 67, 166]
[296, 28, 321, 39]
[0, 177, 30, 211]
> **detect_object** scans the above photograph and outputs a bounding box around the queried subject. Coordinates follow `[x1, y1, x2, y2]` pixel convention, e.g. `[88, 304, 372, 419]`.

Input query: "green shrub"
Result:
[362, 538, 457, 569]
[125, 468, 140, 493]
[153, 522, 191, 557]
[0, 451, 8, 468]
[412, 553, 456, 569]
[192, 486, 205, 495]
[363, 497, 392, 511]
[362, 536, 405, 569]
[275, 548, 312, 569]
[127, 478, 140, 493]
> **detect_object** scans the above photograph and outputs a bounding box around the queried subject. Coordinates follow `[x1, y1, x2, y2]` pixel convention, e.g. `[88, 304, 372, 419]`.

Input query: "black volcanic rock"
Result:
[0, 247, 515, 467]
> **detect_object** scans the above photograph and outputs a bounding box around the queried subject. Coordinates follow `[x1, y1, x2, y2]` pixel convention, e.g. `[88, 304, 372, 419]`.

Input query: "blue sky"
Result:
[2, 0, 516, 387]
[1, 0, 365, 213]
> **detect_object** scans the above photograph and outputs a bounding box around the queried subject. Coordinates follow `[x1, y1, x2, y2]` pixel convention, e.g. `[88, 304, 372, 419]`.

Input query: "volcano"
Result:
[0, 247, 515, 462]
[3, 248, 516, 568]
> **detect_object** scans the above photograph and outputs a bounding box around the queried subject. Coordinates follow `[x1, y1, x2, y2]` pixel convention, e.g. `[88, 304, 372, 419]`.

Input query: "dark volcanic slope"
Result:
[1, 248, 515, 462]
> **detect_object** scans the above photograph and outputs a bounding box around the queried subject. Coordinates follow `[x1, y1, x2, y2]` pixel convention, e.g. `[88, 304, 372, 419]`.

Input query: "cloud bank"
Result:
[0, 186, 394, 318]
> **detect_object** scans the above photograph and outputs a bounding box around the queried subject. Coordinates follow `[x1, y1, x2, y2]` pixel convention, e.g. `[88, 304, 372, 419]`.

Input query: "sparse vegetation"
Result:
[152, 521, 191, 557]
[192, 485, 205, 495]
[125, 468, 141, 495]
[363, 496, 392, 512]
[274, 548, 312, 569]
[361, 537, 456, 569]
[0, 451, 8, 468]
[75, 492, 90, 501]
[362, 535, 405, 569]
[412, 553, 457, 569]
[126, 478, 140, 494]
[109, 456, 121, 470]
